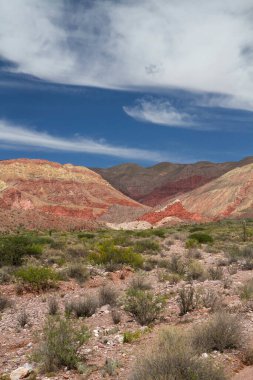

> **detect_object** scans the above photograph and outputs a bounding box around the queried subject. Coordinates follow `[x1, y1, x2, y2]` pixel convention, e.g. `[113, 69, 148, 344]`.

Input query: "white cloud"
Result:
[0, 1, 253, 110]
[123, 97, 199, 129]
[0, 120, 164, 161]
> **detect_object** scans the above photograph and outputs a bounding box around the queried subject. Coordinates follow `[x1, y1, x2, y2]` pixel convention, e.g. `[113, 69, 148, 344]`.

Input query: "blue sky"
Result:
[0, 0, 253, 167]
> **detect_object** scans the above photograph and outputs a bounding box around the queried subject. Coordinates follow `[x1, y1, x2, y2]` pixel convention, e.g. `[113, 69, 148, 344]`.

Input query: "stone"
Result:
[10, 364, 33, 380]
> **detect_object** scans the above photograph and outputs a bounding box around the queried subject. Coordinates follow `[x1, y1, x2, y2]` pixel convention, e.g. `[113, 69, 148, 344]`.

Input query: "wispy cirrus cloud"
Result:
[0, 120, 165, 162]
[123, 97, 200, 129]
[0, 1, 253, 110]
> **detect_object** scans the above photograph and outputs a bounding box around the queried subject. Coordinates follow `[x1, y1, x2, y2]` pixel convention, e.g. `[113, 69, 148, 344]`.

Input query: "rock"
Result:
[10, 363, 33, 380]
[99, 305, 111, 314]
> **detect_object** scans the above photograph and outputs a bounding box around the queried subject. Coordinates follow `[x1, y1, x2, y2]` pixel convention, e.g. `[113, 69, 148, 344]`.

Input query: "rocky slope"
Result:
[94, 157, 253, 207]
[0, 159, 145, 231]
[139, 163, 253, 226]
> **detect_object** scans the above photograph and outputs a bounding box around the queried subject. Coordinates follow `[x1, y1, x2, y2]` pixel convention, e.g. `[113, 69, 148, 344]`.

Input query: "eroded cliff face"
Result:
[0, 159, 144, 231]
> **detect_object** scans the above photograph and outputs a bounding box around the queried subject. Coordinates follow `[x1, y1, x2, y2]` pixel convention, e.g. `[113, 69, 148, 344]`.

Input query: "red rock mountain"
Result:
[0, 159, 144, 231]
[139, 163, 253, 226]
[94, 157, 253, 207]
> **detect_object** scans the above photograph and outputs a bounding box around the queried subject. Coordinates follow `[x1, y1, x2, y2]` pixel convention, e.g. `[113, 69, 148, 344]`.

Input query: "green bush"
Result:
[130, 328, 226, 380]
[0, 235, 43, 266]
[123, 328, 149, 343]
[187, 260, 206, 281]
[189, 233, 213, 244]
[125, 290, 165, 325]
[89, 241, 143, 269]
[192, 311, 242, 353]
[133, 228, 167, 238]
[33, 316, 89, 372]
[134, 239, 160, 254]
[185, 238, 199, 249]
[15, 266, 59, 291]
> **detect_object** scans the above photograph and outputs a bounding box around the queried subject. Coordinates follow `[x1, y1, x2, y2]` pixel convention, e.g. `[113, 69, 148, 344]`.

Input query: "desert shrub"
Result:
[133, 228, 166, 238]
[67, 244, 87, 258]
[69, 295, 98, 318]
[189, 226, 205, 233]
[227, 245, 253, 263]
[187, 260, 206, 281]
[0, 267, 12, 284]
[33, 316, 89, 372]
[78, 232, 95, 239]
[125, 290, 165, 325]
[66, 264, 90, 284]
[208, 266, 224, 280]
[134, 239, 160, 254]
[186, 239, 199, 249]
[102, 358, 120, 376]
[130, 328, 226, 380]
[242, 346, 253, 365]
[15, 266, 59, 291]
[0, 235, 43, 266]
[123, 328, 149, 343]
[167, 254, 185, 276]
[201, 288, 222, 311]
[0, 294, 12, 312]
[192, 311, 242, 353]
[177, 286, 198, 315]
[89, 241, 143, 269]
[111, 308, 121, 324]
[189, 233, 213, 244]
[17, 309, 29, 328]
[50, 239, 65, 250]
[128, 275, 152, 291]
[242, 259, 253, 270]
[239, 279, 253, 301]
[99, 284, 118, 307]
[48, 297, 59, 315]
[142, 260, 156, 271]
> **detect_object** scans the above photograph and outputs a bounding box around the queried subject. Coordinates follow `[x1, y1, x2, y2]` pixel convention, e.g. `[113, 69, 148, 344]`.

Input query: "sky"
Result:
[0, 0, 253, 168]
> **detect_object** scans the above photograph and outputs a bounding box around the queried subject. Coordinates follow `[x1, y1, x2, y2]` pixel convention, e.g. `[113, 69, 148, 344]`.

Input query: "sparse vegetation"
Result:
[0, 294, 12, 312]
[192, 311, 242, 353]
[33, 316, 90, 372]
[17, 309, 29, 328]
[48, 297, 59, 315]
[128, 275, 152, 291]
[125, 289, 165, 325]
[130, 328, 226, 380]
[67, 295, 98, 318]
[15, 266, 59, 291]
[66, 264, 90, 284]
[99, 284, 118, 306]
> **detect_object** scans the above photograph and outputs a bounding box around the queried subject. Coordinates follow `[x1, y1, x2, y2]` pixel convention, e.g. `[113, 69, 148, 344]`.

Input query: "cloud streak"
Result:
[123, 97, 200, 129]
[0, 1, 253, 110]
[0, 120, 164, 162]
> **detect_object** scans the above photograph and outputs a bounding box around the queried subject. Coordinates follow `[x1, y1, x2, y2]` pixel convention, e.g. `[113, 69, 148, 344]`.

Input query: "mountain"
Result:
[94, 157, 253, 207]
[0, 159, 145, 231]
[139, 163, 253, 226]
